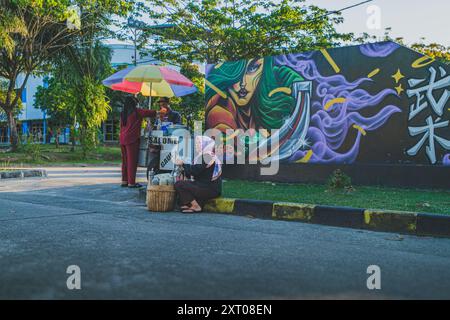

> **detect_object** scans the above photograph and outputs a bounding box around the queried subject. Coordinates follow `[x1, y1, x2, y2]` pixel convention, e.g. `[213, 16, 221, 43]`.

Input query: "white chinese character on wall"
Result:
[407, 116, 450, 164]
[406, 66, 450, 164]
[407, 66, 450, 120]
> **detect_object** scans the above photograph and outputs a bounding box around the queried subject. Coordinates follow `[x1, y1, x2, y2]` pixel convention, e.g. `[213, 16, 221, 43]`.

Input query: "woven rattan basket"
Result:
[146, 184, 176, 212]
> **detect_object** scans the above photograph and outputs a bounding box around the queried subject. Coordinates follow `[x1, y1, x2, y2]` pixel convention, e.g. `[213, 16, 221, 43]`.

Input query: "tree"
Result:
[0, 1, 75, 150]
[145, 0, 353, 64]
[36, 34, 115, 157]
[34, 77, 74, 148]
[36, 43, 114, 156]
[0, 0, 129, 151]
[73, 75, 111, 158]
[170, 63, 205, 130]
[115, 1, 154, 66]
[0, 78, 22, 146]
[35, 0, 131, 157]
[0, 4, 26, 56]
[1, 78, 21, 131]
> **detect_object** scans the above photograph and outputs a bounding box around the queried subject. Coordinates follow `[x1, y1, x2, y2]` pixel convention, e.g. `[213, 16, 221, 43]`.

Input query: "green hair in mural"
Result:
[206, 56, 304, 129]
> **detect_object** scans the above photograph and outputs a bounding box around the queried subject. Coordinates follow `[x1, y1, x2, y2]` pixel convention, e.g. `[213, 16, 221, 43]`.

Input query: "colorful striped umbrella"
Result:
[102, 65, 197, 98]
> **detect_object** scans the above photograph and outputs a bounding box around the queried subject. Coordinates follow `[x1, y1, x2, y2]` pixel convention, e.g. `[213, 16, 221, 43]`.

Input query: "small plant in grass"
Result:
[20, 136, 43, 162]
[1, 159, 11, 171]
[79, 127, 99, 160]
[326, 169, 354, 193]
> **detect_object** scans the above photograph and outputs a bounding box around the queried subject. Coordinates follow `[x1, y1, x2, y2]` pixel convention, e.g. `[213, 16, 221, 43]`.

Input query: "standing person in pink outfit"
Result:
[120, 96, 157, 188]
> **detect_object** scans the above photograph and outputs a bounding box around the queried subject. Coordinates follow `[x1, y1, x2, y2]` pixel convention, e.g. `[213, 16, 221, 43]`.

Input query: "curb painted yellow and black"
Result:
[203, 198, 450, 238]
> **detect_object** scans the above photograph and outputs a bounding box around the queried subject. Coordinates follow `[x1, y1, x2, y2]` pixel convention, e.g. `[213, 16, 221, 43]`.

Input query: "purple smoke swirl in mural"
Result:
[359, 41, 400, 57]
[275, 52, 402, 164]
[443, 154, 450, 166]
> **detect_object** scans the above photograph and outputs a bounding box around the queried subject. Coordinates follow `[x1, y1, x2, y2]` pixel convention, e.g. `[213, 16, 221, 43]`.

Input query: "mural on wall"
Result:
[205, 41, 450, 165]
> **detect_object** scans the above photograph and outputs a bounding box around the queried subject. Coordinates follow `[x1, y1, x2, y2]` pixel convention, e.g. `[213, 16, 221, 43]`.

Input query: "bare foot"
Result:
[189, 205, 202, 212]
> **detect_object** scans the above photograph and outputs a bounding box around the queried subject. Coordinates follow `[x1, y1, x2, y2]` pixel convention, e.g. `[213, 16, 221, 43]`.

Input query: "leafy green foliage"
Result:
[0, 5, 26, 57]
[35, 40, 113, 157]
[75, 77, 111, 158]
[0, 0, 130, 150]
[170, 63, 205, 129]
[35, 77, 73, 125]
[0, 79, 21, 118]
[115, 1, 154, 65]
[145, 0, 353, 64]
[29, 0, 127, 156]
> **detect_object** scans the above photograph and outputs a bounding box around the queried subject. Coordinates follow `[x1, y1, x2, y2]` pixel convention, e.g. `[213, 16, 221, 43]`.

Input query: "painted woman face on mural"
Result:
[228, 58, 264, 107]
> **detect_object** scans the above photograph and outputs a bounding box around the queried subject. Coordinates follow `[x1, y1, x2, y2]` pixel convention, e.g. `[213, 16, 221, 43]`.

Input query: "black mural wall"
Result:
[206, 41, 450, 166]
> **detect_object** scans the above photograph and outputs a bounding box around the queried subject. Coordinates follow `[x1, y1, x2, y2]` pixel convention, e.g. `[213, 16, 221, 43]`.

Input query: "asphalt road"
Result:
[1, 166, 450, 299]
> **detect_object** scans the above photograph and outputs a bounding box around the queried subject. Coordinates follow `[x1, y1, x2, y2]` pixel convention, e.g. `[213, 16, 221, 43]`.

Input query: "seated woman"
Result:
[174, 136, 222, 213]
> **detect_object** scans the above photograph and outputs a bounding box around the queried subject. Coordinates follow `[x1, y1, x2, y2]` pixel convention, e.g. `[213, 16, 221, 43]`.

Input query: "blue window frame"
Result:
[21, 87, 27, 103]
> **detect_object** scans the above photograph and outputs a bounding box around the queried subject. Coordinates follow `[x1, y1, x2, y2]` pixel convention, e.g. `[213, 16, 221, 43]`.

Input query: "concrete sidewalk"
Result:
[1, 166, 450, 299]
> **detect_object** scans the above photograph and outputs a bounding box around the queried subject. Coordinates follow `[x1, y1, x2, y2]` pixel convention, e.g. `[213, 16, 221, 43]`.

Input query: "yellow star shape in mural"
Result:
[395, 83, 404, 95]
[392, 68, 404, 84]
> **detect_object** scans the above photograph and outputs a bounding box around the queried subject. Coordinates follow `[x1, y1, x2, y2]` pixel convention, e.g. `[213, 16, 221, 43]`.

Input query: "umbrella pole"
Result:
[145, 83, 153, 136]
[148, 82, 152, 109]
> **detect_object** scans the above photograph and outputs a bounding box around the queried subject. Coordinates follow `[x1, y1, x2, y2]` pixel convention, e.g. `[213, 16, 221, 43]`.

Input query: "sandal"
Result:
[182, 208, 202, 214]
[128, 183, 143, 188]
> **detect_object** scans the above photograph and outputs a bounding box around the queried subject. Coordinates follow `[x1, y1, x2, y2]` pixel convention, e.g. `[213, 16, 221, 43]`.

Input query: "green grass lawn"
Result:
[0, 144, 121, 167]
[222, 179, 450, 215]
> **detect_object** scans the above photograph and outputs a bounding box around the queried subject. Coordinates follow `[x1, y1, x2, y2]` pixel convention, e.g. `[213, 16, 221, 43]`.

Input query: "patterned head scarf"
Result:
[194, 136, 222, 181]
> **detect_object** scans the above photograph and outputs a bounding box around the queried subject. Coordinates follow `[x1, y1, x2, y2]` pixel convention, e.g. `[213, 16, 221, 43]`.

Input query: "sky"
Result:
[304, 0, 450, 46]
[108, 0, 450, 47]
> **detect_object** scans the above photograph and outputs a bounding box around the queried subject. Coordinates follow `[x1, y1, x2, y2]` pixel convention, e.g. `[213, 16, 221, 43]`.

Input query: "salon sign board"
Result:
[150, 131, 179, 170]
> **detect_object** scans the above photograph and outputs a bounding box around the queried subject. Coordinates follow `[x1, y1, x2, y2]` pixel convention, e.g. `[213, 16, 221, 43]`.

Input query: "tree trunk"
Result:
[71, 126, 76, 152]
[3, 71, 30, 152]
[54, 126, 60, 148]
[70, 116, 77, 152]
[7, 111, 19, 151]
